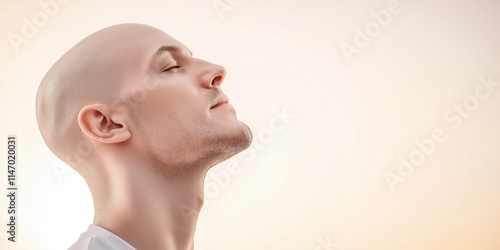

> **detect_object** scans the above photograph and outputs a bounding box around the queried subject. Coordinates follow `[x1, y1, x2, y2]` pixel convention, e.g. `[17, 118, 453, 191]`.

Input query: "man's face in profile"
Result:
[36, 24, 252, 176]
[123, 26, 253, 174]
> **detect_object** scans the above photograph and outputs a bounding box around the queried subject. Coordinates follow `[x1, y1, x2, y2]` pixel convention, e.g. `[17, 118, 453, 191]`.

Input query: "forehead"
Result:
[54, 25, 191, 89]
[81, 25, 191, 72]
[114, 26, 189, 58]
[135, 28, 190, 56]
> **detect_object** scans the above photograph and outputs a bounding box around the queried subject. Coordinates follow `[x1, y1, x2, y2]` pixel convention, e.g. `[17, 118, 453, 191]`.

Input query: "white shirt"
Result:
[68, 224, 136, 250]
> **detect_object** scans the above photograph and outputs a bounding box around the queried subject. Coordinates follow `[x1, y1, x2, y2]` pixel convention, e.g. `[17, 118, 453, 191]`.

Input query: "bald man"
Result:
[35, 23, 253, 250]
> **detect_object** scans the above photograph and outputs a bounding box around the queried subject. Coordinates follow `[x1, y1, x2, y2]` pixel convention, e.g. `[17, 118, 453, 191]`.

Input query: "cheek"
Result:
[137, 82, 208, 131]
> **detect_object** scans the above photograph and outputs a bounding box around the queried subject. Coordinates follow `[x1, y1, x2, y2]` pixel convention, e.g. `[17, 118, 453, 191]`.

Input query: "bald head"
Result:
[36, 24, 176, 167]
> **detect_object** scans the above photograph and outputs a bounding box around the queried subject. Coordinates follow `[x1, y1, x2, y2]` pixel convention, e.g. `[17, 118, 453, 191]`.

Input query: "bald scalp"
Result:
[35, 23, 163, 167]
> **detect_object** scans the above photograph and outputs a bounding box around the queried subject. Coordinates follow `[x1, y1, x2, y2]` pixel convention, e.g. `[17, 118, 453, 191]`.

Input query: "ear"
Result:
[78, 103, 131, 143]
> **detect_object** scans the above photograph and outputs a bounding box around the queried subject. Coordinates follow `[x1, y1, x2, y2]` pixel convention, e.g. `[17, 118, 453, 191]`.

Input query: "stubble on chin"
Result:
[146, 122, 253, 178]
[201, 121, 253, 167]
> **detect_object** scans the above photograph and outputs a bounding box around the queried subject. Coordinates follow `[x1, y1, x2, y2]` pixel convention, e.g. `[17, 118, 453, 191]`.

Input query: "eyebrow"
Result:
[149, 45, 193, 70]
[154, 45, 193, 58]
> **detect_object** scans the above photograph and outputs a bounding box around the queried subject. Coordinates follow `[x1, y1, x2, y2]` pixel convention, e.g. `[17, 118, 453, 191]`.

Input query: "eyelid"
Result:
[161, 60, 180, 71]
[164, 65, 180, 71]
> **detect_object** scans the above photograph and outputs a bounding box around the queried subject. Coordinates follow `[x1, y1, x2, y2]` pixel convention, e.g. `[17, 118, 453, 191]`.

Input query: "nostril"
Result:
[211, 75, 223, 86]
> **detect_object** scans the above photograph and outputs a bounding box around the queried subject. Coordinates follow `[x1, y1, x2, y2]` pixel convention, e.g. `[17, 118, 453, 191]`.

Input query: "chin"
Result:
[239, 122, 253, 150]
[228, 121, 253, 150]
[207, 123, 253, 165]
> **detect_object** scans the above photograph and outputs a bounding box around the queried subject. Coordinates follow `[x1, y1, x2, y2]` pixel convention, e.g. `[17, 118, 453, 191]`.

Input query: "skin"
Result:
[35, 23, 253, 250]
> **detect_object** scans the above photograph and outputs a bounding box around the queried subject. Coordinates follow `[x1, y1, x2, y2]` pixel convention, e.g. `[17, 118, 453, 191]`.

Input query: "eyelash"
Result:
[164, 65, 181, 72]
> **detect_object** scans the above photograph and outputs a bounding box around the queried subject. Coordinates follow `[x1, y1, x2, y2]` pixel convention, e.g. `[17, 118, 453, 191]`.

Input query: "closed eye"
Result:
[164, 65, 181, 72]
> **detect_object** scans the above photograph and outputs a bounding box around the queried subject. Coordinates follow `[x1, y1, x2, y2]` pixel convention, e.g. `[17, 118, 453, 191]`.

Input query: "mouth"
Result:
[210, 96, 230, 109]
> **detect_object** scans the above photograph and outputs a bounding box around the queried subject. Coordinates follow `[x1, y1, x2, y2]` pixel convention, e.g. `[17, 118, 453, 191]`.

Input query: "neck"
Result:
[88, 156, 207, 250]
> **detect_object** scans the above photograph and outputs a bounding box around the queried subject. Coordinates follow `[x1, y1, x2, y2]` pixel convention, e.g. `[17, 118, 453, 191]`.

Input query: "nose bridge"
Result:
[196, 58, 226, 88]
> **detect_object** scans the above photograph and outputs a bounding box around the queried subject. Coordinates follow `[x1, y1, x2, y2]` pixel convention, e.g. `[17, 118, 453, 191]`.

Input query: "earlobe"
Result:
[78, 104, 131, 143]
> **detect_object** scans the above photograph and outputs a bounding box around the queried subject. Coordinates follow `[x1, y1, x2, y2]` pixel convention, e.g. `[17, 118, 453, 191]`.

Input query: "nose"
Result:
[199, 60, 226, 88]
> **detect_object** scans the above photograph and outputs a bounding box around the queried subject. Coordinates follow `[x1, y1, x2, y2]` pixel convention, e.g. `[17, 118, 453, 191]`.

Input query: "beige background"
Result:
[1, 0, 500, 249]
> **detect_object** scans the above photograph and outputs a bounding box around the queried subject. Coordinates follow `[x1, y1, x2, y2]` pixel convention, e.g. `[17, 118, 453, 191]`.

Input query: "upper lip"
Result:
[210, 95, 229, 109]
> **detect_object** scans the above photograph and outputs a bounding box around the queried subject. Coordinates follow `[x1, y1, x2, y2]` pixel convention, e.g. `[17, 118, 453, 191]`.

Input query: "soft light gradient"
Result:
[1, 0, 499, 249]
